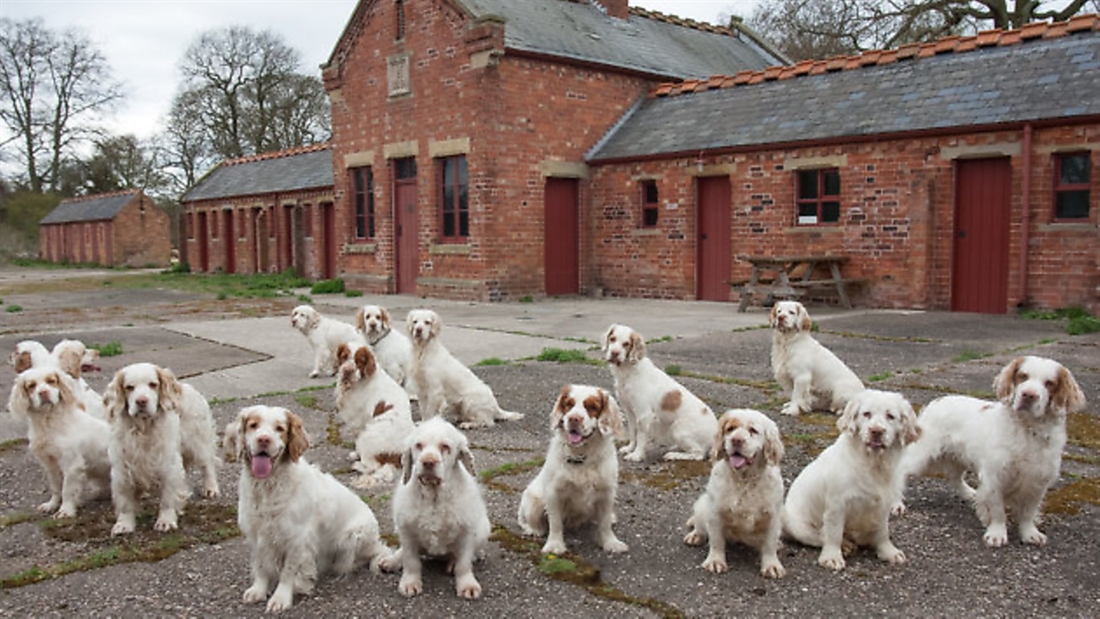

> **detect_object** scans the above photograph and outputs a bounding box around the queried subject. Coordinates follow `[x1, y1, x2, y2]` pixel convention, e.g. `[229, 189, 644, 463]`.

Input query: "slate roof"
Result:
[181, 144, 334, 203]
[589, 16, 1100, 162]
[327, 0, 783, 80]
[40, 190, 139, 225]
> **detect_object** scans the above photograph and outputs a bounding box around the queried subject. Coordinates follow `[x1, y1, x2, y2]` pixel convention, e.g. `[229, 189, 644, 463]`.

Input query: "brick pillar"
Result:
[601, 0, 629, 19]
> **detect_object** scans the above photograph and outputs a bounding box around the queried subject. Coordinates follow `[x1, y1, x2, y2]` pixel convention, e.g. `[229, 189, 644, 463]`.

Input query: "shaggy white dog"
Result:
[380, 417, 491, 599]
[684, 408, 786, 578]
[355, 304, 418, 398]
[770, 301, 865, 416]
[783, 389, 920, 571]
[291, 304, 364, 378]
[518, 385, 629, 555]
[896, 356, 1086, 547]
[602, 323, 717, 461]
[224, 405, 390, 613]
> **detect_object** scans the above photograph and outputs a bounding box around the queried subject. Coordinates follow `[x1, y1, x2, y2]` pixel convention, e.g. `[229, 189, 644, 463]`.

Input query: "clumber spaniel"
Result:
[355, 304, 418, 397]
[406, 309, 523, 428]
[291, 304, 364, 378]
[8, 366, 111, 518]
[896, 356, 1086, 547]
[10, 340, 51, 373]
[334, 342, 415, 489]
[380, 417, 491, 599]
[104, 362, 221, 535]
[770, 301, 865, 416]
[10, 339, 105, 419]
[684, 408, 786, 578]
[783, 389, 920, 571]
[602, 323, 718, 461]
[518, 385, 629, 555]
[224, 405, 391, 613]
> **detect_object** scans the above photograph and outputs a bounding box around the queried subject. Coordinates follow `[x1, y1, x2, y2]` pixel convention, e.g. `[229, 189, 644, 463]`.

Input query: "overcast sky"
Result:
[0, 0, 760, 144]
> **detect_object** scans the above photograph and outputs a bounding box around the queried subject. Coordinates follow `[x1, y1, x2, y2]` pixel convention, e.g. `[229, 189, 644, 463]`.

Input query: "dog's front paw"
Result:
[760, 558, 786, 579]
[111, 517, 135, 536]
[818, 550, 846, 572]
[878, 543, 906, 564]
[398, 575, 423, 597]
[154, 511, 178, 532]
[683, 530, 705, 546]
[242, 585, 267, 604]
[1020, 525, 1047, 547]
[265, 588, 293, 613]
[622, 450, 645, 463]
[54, 505, 77, 519]
[983, 525, 1009, 548]
[455, 574, 482, 600]
[701, 555, 728, 573]
[601, 537, 628, 554]
[780, 402, 801, 416]
[37, 498, 60, 514]
[890, 500, 907, 517]
[541, 539, 568, 555]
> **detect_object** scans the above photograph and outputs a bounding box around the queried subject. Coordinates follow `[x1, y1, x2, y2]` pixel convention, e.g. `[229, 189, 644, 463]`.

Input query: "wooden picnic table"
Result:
[735, 255, 861, 312]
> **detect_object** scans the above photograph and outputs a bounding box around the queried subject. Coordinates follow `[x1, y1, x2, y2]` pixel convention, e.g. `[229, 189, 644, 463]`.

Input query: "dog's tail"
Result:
[495, 407, 524, 422]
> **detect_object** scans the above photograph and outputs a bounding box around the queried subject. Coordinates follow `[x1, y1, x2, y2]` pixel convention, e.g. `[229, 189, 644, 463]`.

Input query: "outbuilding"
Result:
[39, 189, 171, 267]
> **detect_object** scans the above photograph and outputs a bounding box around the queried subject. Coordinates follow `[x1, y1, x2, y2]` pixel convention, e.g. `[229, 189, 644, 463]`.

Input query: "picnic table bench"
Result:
[734, 255, 865, 312]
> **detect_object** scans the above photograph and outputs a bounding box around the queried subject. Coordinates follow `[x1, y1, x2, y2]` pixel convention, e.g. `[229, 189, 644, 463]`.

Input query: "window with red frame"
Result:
[350, 167, 375, 239]
[440, 156, 468, 240]
[395, 0, 406, 40]
[796, 168, 841, 225]
[640, 180, 659, 228]
[1054, 152, 1090, 221]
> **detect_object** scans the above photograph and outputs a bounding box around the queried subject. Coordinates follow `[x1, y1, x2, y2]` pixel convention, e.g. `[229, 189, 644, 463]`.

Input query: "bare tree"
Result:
[0, 18, 123, 192]
[167, 25, 329, 168]
[56, 134, 173, 197]
[748, 0, 1094, 61]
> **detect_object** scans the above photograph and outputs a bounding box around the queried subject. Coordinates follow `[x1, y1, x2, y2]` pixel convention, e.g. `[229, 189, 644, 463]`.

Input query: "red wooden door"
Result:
[322, 203, 336, 280]
[223, 210, 235, 273]
[282, 205, 293, 272]
[197, 211, 209, 272]
[952, 158, 1011, 313]
[393, 158, 419, 294]
[697, 176, 732, 301]
[544, 178, 579, 296]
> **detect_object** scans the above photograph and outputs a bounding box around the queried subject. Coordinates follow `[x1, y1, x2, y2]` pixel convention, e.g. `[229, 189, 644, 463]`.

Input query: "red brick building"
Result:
[587, 17, 1099, 314]
[39, 189, 172, 267]
[180, 145, 336, 278]
[321, 0, 783, 299]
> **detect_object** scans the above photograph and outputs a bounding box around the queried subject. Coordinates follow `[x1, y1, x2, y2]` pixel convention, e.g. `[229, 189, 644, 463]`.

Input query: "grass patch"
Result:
[868, 371, 894, 382]
[5, 304, 22, 313]
[345, 289, 363, 298]
[953, 350, 991, 363]
[490, 526, 685, 619]
[1044, 475, 1100, 517]
[297, 294, 313, 303]
[479, 457, 544, 493]
[665, 364, 682, 376]
[1, 503, 239, 589]
[1067, 413, 1100, 450]
[0, 511, 37, 529]
[519, 295, 534, 303]
[620, 459, 711, 491]
[1067, 315, 1100, 335]
[0, 438, 28, 456]
[310, 278, 345, 294]
[475, 357, 509, 367]
[536, 348, 596, 365]
[1020, 306, 1100, 335]
[88, 341, 123, 357]
[294, 394, 320, 410]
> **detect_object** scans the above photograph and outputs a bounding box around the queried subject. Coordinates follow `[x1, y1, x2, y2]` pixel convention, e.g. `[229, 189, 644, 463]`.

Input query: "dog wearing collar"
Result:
[518, 384, 629, 555]
[355, 304, 419, 399]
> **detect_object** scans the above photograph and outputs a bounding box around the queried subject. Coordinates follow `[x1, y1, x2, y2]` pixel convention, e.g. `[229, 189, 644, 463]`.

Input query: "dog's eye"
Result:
[1044, 380, 1055, 389]
[247, 420, 259, 429]
[1016, 372, 1028, 383]
[45, 376, 57, 385]
[440, 444, 451, 455]
[414, 442, 423, 451]
[862, 411, 872, 419]
[125, 385, 135, 392]
[25, 381, 36, 390]
[608, 336, 616, 343]
[886, 413, 896, 421]
[148, 382, 158, 389]
[749, 427, 759, 435]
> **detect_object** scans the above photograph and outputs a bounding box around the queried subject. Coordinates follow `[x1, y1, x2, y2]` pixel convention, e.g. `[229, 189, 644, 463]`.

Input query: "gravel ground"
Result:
[0, 267, 1097, 618]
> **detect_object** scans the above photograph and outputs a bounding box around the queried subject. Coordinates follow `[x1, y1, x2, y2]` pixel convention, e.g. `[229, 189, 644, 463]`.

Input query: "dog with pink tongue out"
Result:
[684, 409, 787, 578]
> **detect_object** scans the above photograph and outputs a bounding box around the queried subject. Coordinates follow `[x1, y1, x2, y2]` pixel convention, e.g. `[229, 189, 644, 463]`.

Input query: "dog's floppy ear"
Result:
[222, 416, 243, 462]
[401, 443, 415, 485]
[551, 385, 571, 432]
[598, 390, 625, 438]
[797, 304, 812, 332]
[104, 369, 126, 422]
[285, 409, 310, 462]
[711, 413, 730, 462]
[1052, 363, 1087, 415]
[768, 305, 780, 328]
[379, 306, 391, 327]
[899, 398, 921, 445]
[456, 433, 476, 477]
[354, 307, 366, 333]
[837, 397, 861, 435]
[7, 374, 31, 423]
[627, 329, 646, 362]
[54, 370, 77, 407]
[429, 311, 442, 339]
[155, 366, 183, 415]
[601, 324, 616, 353]
[336, 343, 352, 367]
[992, 357, 1024, 404]
[54, 343, 83, 379]
[763, 417, 785, 465]
[12, 350, 33, 374]
[355, 345, 376, 377]
[307, 308, 320, 330]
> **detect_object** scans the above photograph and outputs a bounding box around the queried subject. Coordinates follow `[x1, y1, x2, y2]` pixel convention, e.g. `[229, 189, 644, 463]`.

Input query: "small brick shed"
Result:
[180, 145, 336, 278]
[587, 16, 1100, 314]
[38, 189, 172, 267]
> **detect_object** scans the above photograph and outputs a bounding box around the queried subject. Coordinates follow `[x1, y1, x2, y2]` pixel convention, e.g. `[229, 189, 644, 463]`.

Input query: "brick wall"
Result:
[183, 189, 334, 278]
[327, 0, 650, 300]
[589, 124, 1099, 313]
[112, 194, 172, 267]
